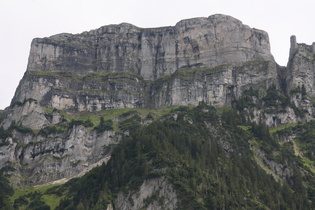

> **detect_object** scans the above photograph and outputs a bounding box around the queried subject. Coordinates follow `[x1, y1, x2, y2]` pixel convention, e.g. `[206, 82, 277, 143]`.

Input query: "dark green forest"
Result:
[3, 102, 315, 209]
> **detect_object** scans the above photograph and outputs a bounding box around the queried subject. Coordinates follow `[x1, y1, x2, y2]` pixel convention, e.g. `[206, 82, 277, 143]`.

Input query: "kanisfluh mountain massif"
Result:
[1, 14, 315, 209]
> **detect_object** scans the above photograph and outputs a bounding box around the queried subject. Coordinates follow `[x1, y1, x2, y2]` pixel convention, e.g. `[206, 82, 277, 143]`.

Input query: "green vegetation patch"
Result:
[151, 64, 231, 90]
[151, 74, 172, 91]
[299, 156, 315, 174]
[28, 70, 78, 78]
[235, 60, 270, 73]
[42, 194, 63, 210]
[10, 182, 67, 209]
[29, 70, 143, 82]
[174, 64, 231, 79]
[270, 122, 301, 135]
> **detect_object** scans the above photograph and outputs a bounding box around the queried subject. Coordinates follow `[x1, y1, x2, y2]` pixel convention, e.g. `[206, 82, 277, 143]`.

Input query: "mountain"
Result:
[10, 14, 275, 113]
[1, 14, 315, 209]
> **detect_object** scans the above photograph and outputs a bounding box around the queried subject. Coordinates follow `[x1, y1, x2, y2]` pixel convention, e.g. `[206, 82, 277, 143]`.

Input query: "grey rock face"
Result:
[10, 60, 277, 116]
[12, 71, 147, 111]
[26, 14, 274, 81]
[287, 35, 315, 97]
[257, 149, 291, 180]
[151, 61, 277, 108]
[250, 106, 311, 128]
[0, 125, 119, 185]
[114, 177, 177, 210]
[1, 100, 50, 130]
[11, 14, 276, 113]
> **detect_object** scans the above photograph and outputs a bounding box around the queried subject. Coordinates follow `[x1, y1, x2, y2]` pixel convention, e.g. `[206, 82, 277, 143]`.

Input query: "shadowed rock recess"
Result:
[1, 14, 315, 209]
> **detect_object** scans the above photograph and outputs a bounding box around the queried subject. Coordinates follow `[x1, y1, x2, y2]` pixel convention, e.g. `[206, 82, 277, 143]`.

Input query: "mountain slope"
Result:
[1, 14, 315, 209]
[10, 104, 314, 209]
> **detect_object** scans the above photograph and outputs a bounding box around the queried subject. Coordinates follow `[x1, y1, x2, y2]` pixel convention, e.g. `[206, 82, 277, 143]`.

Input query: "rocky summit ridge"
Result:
[1, 14, 315, 190]
[26, 14, 273, 79]
[11, 14, 276, 114]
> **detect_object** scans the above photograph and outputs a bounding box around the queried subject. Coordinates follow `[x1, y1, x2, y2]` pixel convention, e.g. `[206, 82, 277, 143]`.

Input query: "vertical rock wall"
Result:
[25, 14, 274, 81]
[287, 35, 315, 97]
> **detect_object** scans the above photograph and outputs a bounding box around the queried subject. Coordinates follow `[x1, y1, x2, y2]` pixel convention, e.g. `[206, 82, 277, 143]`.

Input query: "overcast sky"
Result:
[0, 0, 314, 109]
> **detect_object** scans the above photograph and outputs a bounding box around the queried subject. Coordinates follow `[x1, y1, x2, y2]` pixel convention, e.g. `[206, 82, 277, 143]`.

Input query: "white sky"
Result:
[0, 0, 314, 109]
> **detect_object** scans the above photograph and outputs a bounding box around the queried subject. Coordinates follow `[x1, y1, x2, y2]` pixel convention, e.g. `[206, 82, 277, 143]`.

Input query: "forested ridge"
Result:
[3, 100, 315, 209]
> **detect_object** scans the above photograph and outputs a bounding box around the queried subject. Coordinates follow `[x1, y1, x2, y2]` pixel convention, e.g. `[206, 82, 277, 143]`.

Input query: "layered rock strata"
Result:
[26, 14, 273, 80]
[11, 14, 276, 112]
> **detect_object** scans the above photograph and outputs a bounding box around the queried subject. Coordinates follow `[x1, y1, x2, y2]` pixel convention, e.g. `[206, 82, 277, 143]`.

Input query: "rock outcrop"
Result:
[10, 14, 276, 113]
[114, 177, 177, 210]
[26, 14, 273, 80]
[151, 60, 276, 108]
[12, 71, 148, 112]
[11, 60, 277, 113]
[0, 125, 119, 185]
[1, 99, 50, 130]
[287, 35, 315, 97]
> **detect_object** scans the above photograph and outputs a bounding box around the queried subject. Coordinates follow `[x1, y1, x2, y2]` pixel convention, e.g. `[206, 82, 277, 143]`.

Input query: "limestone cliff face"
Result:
[12, 71, 147, 112]
[11, 61, 277, 113]
[280, 36, 315, 123]
[26, 14, 273, 81]
[151, 61, 276, 108]
[11, 14, 276, 114]
[287, 35, 315, 97]
[0, 124, 119, 185]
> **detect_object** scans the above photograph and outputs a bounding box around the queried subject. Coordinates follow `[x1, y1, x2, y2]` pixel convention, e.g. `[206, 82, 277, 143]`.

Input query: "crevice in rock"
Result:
[154, 34, 163, 80]
[277, 64, 288, 95]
